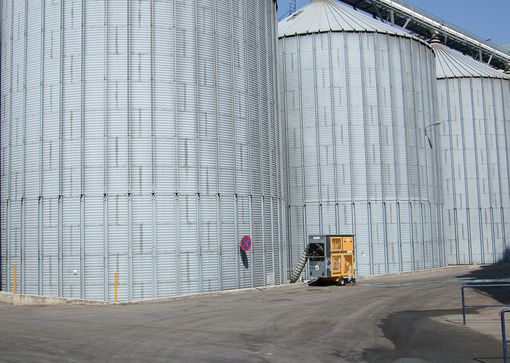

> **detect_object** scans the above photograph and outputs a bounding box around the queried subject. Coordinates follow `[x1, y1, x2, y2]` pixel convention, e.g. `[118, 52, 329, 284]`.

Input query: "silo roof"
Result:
[278, 0, 414, 39]
[431, 42, 509, 80]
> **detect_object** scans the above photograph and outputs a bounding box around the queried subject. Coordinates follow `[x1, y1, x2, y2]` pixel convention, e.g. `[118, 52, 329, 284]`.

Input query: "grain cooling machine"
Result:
[290, 235, 356, 286]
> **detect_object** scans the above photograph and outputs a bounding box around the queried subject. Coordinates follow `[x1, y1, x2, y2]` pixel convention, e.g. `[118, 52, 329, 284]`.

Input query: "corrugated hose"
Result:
[289, 244, 311, 283]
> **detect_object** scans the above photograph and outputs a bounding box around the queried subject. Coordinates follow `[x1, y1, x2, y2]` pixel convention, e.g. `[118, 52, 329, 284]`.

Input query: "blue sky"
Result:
[278, 0, 510, 46]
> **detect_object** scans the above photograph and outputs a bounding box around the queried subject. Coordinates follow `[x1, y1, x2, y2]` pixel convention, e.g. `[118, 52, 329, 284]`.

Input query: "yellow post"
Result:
[13, 265, 17, 295]
[114, 272, 118, 305]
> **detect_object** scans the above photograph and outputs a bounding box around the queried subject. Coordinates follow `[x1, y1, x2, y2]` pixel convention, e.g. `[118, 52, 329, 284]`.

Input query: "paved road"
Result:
[0, 265, 507, 362]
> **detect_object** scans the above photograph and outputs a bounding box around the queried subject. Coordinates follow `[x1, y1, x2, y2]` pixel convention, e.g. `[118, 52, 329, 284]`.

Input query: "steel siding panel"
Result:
[439, 75, 510, 265]
[280, 31, 443, 277]
[2, 0, 284, 300]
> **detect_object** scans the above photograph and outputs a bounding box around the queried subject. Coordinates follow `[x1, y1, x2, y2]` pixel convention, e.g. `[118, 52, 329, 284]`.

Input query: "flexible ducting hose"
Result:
[289, 244, 311, 283]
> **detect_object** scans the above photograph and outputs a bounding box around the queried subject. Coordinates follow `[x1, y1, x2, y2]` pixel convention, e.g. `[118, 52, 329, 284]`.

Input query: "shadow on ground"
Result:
[456, 251, 510, 305]
[362, 309, 502, 363]
[363, 262, 510, 362]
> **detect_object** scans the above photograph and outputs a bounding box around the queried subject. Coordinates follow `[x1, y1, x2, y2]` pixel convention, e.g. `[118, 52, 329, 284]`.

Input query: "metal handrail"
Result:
[501, 308, 510, 363]
[382, 0, 510, 55]
[338, 0, 510, 69]
[461, 284, 510, 325]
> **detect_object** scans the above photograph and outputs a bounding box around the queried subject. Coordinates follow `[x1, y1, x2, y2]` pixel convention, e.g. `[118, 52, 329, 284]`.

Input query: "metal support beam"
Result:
[338, 0, 510, 71]
[402, 17, 411, 29]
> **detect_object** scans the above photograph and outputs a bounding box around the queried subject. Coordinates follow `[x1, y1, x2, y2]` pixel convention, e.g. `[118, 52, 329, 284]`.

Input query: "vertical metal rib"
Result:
[193, 0, 202, 294]
[243, 0, 253, 202]
[480, 81, 495, 262]
[58, 0, 64, 296]
[0, 0, 3, 292]
[249, 195, 255, 287]
[456, 79, 472, 263]
[234, 196, 240, 288]
[21, 0, 28, 292]
[212, 0, 222, 290]
[358, 35, 374, 275]
[255, 0, 268, 285]
[445, 78, 460, 264]
[103, 0, 109, 301]
[432, 50, 446, 267]
[216, 194, 222, 291]
[418, 45, 432, 268]
[172, 0, 180, 295]
[79, 0, 85, 299]
[499, 80, 510, 255]
[244, 0, 254, 285]
[174, 194, 180, 295]
[228, 0, 239, 290]
[272, 1, 286, 283]
[297, 35, 307, 260]
[385, 35, 403, 272]
[280, 37, 293, 274]
[491, 81, 505, 259]
[270, 197, 276, 284]
[149, 0, 157, 299]
[6, 0, 14, 292]
[373, 32, 389, 274]
[408, 40, 425, 269]
[396, 39, 414, 270]
[311, 34, 322, 234]
[327, 32, 339, 233]
[126, 0, 133, 300]
[265, 0, 278, 285]
[467, 78, 484, 263]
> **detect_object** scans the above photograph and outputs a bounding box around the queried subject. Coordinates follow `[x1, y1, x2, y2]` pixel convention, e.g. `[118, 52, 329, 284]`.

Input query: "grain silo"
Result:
[0, 0, 286, 302]
[432, 41, 510, 265]
[279, 0, 445, 277]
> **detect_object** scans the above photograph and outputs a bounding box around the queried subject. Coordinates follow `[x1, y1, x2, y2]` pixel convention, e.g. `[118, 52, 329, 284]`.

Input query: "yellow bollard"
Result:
[114, 272, 118, 305]
[13, 265, 17, 295]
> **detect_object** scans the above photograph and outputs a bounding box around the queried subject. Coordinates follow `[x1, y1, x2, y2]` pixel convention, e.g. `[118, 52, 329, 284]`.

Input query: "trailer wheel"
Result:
[351, 278, 356, 284]
[337, 278, 346, 286]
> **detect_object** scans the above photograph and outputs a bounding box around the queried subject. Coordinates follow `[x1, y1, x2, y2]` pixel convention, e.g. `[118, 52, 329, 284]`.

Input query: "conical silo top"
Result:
[430, 42, 509, 80]
[279, 0, 413, 39]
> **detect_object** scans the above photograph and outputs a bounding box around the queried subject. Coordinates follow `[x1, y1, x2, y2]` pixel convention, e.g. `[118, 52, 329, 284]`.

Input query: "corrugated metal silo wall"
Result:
[0, 0, 286, 301]
[280, 32, 446, 277]
[439, 77, 510, 265]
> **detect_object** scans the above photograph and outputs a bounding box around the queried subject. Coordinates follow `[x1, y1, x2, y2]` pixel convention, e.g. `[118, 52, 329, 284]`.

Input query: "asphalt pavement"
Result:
[0, 264, 508, 362]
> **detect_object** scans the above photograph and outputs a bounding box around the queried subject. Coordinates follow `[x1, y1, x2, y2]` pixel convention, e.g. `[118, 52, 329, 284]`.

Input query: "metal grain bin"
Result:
[432, 42, 510, 265]
[279, 0, 445, 277]
[1, 0, 286, 301]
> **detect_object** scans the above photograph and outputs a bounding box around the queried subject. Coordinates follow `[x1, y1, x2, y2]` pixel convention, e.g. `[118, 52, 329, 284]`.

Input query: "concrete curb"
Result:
[0, 292, 109, 306]
[0, 264, 497, 306]
[120, 281, 309, 305]
[356, 264, 484, 281]
[0, 282, 309, 306]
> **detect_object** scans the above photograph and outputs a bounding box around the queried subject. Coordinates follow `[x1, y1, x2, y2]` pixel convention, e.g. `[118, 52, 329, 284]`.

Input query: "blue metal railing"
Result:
[387, 0, 510, 53]
[374, 0, 510, 57]
[501, 308, 510, 363]
[461, 284, 510, 325]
